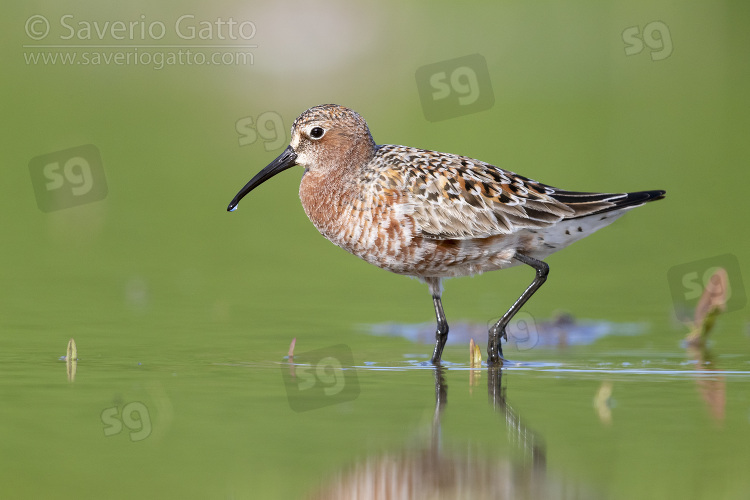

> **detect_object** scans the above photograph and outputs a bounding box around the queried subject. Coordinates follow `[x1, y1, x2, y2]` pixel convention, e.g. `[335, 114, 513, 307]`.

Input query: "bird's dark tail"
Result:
[550, 189, 666, 220]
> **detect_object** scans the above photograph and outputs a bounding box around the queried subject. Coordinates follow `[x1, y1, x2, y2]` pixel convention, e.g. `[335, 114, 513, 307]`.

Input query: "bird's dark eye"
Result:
[309, 127, 325, 139]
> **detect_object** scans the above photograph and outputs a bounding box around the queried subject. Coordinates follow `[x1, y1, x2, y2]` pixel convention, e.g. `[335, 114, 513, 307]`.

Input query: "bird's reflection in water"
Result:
[307, 366, 594, 500]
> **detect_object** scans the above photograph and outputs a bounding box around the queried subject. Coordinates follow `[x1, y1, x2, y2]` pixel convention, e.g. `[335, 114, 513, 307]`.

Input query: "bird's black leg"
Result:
[488, 252, 549, 365]
[430, 295, 449, 364]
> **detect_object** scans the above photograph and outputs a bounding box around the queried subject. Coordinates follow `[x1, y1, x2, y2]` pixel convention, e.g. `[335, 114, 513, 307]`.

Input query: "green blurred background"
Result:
[2, 1, 749, 498]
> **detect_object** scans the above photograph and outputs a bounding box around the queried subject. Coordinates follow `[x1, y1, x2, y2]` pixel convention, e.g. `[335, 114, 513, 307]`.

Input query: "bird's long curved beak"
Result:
[227, 146, 298, 212]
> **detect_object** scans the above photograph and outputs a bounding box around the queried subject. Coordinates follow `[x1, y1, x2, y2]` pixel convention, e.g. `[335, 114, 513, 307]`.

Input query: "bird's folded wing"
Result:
[370, 146, 617, 240]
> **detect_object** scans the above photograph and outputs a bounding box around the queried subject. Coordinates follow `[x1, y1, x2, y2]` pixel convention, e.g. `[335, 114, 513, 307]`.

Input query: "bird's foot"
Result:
[487, 351, 506, 367]
[487, 325, 507, 366]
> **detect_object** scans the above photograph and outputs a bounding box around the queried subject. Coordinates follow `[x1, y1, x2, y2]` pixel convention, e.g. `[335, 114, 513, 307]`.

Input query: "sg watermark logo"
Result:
[489, 312, 539, 351]
[505, 312, 539, 351]
[667, 254, 746, 322]
[101, 401, 152, 442]
[236, 111, 287, 151]
[415, 53, 494, 122]
[282, 344, 359, 412]
[28, 144, 107, 212]
[622, 21, 673, 61]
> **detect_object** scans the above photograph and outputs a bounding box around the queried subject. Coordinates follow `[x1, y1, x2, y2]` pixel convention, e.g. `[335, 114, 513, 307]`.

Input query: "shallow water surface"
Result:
[2, 313, 748, 499]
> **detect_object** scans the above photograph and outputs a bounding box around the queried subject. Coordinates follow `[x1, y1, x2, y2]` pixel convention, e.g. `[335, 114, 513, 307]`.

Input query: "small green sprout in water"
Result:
[686, 268, 728, 347]
[66, 338, 77, 361]
[66, 338, 77, 382]
[288, 337, 296, 359]
[469, 338, 482, 367]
